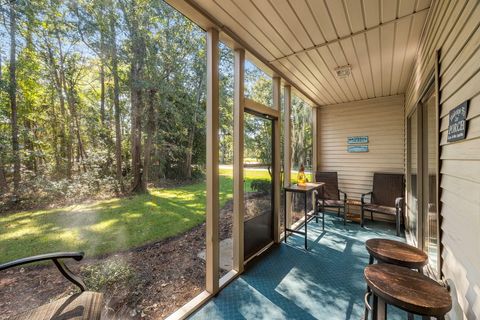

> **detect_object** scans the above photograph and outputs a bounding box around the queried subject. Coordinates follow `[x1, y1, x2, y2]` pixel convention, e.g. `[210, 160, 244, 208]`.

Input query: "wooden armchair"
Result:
[315, 172, 348, 225]
[361, 173, 405, 236]
[0, 252, 103, 320]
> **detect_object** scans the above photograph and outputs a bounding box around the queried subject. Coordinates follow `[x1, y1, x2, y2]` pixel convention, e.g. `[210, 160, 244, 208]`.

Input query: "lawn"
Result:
[0, 167, 315, 263]
[0, 168, 272, 263]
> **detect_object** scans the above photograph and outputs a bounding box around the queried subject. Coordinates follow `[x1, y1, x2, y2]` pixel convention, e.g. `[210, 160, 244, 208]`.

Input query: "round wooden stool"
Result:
[364, 238, 428, 319]
[364, 264, 451, 320]
[365, 238, 428, 272]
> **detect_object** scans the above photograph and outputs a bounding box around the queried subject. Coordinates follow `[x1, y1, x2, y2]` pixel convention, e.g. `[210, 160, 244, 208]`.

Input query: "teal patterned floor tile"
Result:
[190, 214, 418, 320]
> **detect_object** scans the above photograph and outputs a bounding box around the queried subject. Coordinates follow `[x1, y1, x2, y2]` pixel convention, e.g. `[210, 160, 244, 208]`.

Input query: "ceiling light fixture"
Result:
[335, 65, 352, 79]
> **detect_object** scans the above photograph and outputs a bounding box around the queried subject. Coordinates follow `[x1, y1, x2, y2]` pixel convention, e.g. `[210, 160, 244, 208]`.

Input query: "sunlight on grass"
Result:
[0, 168, 284, 263]
[90, 219, 118, 232]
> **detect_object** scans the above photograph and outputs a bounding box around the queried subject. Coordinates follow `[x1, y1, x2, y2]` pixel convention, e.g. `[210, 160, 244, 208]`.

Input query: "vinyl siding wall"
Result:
[404, 0, 480, 318]
[317, 95, 405, 210]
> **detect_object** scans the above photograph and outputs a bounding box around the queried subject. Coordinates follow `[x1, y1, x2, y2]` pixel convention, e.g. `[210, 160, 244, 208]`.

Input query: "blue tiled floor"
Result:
[190, 213, 416, 320]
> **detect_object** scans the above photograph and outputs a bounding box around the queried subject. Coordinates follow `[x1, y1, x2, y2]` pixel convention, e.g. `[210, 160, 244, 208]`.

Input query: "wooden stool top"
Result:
[364, 264, 451, 317]
[366, 238, 428, 269]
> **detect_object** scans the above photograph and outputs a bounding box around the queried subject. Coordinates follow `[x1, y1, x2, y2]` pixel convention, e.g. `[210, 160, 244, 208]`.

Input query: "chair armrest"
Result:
[313, 189, 323, 200]
[0, 252, 86, 291]
[0, 252, 84, 271]
[361, 192, 373, 205]
[339, 189, 348, 202]
[395, 197, 404, 209]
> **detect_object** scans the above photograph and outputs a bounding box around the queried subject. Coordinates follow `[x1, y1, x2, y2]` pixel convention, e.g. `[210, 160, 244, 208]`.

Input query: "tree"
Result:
[109, 7, 123, 189]
[120, 0, 147, 192]
[0, 0, 214, 205]
[8, 0, 21, 193]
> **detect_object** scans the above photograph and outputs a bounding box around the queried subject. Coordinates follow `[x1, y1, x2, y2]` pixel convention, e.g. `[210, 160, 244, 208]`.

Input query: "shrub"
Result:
[250, 179, 271, 194]
[82, 259, 135, 292]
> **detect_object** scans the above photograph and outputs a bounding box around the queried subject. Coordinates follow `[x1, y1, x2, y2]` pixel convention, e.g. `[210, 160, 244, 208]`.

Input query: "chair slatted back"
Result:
[315, 172, 339, 200]
[372, 173, 404, 206]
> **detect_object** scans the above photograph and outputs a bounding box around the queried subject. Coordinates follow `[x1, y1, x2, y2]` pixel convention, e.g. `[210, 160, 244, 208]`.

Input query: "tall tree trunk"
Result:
[130, 81, 144, 193]
[127, 5, 146, 193]
[185, 76, 204, 179]
[0, 144, 8, 194]
[9, 0, 21, 193]
[48, 29, 73, 178]
[64, 83, 87, 166]
[99, 32, 106, 128]
[110, 14, 123, 190]
[50, 91, 62, 175]
[23, 21, 37, 174]
[100, 63, 106, 126]
[55, 28, 79, 175]
[143, 89, 156, 187]
[23, 119, 37, 173]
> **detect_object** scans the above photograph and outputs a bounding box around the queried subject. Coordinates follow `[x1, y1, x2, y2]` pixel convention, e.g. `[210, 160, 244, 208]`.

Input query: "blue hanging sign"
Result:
[348, 145, 369, 153]
[348, 136, 369, 144]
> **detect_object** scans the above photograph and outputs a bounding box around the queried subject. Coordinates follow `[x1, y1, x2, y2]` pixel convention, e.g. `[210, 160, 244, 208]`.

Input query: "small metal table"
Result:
[284, 182, 325, 249]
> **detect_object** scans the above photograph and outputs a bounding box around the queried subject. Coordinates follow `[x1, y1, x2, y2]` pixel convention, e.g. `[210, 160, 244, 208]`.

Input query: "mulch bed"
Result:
[0, 193, 277, 319]
[0, 220, 207, 320]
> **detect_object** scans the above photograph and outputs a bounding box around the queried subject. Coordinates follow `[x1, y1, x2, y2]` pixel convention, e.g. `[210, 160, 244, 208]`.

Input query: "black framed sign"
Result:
[447, 101, 469, 142]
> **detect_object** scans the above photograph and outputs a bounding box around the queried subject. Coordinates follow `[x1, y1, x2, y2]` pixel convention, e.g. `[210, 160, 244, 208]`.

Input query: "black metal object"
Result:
[283, 183, 325, 250]
[0, 252, 87, 291]
[315, 171, 348, 225]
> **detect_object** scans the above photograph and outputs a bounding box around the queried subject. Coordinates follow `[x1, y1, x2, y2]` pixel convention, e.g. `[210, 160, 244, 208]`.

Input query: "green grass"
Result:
[0, 169, 272, 263]
[0, 168, 315, 263]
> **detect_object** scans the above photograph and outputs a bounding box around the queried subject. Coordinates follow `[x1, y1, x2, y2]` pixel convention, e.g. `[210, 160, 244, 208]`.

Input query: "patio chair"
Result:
[315, 172, 348, 225]
[0, 252, 103, 320]
[361, 173, 405, 236]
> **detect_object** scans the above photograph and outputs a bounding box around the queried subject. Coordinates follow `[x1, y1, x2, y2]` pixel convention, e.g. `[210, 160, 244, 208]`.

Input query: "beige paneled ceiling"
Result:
[169, 0, 432, 106]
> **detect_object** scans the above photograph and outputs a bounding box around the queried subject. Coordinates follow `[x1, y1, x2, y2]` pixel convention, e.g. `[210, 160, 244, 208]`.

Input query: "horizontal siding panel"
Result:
[319, 162, 404, 169]
[440, 68, 480, 115]
[440, 138, 480, 160]
[442, 232, 480, 278]
[442, 245, 480, 319]
[319, 153, 405, 160]
[441, 62, 480, 105]
[319, 148, 406, 154]
[440, 160, 480, 183]
[318, 96, 404, 201]
[440, 175, 480, 205]
[440, 25, 480, 90]
[319, 137, 404, 145]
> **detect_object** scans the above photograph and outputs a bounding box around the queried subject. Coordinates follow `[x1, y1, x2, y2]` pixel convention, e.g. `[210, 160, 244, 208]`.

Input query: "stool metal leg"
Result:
[377, 297, 386, 320]
[365, 254, 375, 319]
[372, 294, 378, 320]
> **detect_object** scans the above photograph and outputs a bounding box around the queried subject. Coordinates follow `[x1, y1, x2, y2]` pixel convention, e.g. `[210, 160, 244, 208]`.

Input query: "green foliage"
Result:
[0, 0, 211, 197]
[291, 95, 313, 170]
[250, 179, 271, 195]
[83, 259, 135, 291]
